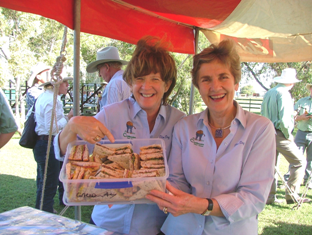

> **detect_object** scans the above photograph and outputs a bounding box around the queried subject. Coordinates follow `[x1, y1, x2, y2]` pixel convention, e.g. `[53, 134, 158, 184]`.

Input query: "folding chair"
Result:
[275, 167, 299, 206]
[295, 173, 312, 209]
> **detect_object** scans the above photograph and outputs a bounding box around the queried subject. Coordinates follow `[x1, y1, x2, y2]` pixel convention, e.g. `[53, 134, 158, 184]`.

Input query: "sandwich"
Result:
[140, 159, 165, 169]
[139, 144, 162, 152]
[92, 143, 116, 157]
[68, 144, 89, 161]
[139, 152, 163, 161]
[129, 153, 140, 171]
[107, 154, 132, 169]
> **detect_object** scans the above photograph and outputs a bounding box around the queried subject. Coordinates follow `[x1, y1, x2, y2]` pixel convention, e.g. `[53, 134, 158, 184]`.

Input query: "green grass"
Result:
[1, 133, 312, 234]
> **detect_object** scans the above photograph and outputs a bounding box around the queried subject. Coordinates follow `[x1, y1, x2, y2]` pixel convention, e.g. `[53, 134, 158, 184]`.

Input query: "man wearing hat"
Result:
[261, 68, 309, 204]
[292, 83, 312, 189]
[26, 62, 50, 110]
[86, 46, 131, 110]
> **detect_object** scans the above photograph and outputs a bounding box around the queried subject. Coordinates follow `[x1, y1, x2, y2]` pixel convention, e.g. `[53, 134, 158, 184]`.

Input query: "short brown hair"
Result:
[191, 40, 241, 89]
[123, 36, 177, 105]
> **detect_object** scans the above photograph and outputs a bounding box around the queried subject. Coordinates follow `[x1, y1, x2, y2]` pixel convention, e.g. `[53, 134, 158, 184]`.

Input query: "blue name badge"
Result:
[95, 181, 133, 189]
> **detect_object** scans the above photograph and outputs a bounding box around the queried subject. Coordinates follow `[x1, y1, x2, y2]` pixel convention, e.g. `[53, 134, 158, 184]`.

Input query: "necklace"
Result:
[208, 122, 231, 138]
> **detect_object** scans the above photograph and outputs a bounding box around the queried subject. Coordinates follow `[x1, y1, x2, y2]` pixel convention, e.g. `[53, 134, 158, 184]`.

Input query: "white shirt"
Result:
[100, 70, 132, 110]
[162, 102, 276, 235]
[35, 89, 67, 136]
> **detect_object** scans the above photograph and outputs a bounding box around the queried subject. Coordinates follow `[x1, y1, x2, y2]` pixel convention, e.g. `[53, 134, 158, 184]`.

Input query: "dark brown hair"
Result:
[123, 36, 176, 105]
[191, 39, 241, 88]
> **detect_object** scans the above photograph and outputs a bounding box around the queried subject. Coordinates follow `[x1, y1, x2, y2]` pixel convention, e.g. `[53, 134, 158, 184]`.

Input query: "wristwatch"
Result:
[201, 198, 213, 216]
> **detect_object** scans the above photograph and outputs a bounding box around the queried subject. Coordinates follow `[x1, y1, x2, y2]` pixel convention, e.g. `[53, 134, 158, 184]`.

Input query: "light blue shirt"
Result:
[100, 70, 132, 110]
[162, 102, 275, 235]
[54, 97, 185, 234]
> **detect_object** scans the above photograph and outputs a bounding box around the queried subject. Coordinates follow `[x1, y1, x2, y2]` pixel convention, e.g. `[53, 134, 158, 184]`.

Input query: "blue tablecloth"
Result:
[0, 206, 113, 234]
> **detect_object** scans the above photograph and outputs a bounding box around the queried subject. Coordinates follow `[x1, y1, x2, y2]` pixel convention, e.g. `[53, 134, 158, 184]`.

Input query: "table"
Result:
[0, 206, 116, 234]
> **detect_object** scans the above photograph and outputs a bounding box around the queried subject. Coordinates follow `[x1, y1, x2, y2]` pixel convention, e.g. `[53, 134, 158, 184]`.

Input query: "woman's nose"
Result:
[210, 79, 221, 90]
[141, 79, 152, 89]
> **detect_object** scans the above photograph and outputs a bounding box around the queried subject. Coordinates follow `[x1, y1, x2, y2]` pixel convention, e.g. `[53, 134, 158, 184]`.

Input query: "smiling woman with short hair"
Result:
[146, 40, 276, 235]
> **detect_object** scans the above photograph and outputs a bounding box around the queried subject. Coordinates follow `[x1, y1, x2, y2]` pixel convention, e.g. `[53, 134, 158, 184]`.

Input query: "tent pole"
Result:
[188, 27, 199, 115]
[73, 0, 81, 221]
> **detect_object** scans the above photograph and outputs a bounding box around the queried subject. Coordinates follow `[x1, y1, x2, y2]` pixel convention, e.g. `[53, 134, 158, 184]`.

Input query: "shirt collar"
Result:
[129, 97, 166, 121]
[198, 100, 246, 129]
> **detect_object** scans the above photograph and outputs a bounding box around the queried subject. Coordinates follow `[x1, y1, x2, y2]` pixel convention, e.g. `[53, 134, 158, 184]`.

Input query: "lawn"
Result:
[1, 133, 312, 234]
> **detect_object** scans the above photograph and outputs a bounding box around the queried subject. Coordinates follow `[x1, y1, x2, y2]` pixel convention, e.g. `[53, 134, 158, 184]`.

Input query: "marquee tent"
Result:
[1, 0, 312, 62]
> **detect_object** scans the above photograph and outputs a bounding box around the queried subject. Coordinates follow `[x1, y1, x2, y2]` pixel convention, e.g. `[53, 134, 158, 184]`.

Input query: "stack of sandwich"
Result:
[65, 143, 165, 180]
[63, 142, 166, 202]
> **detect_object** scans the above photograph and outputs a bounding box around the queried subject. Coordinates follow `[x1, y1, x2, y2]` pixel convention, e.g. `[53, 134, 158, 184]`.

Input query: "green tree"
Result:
[240, 85, 255, 96]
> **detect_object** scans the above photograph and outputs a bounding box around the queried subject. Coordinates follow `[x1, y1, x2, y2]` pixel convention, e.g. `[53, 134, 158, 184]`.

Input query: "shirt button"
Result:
[224, 142, 227, 145]
[207, 181, 210, 185]
[199, 225, 202, 228]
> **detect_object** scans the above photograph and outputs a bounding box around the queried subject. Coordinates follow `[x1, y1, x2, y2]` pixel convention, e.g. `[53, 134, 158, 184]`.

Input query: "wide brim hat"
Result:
[306, 84, 312, 89]
[273, 68, 301, 84]
[39, 77, 73, 87]
[86, 46, 128, 73]
[28, 62, 51, 85]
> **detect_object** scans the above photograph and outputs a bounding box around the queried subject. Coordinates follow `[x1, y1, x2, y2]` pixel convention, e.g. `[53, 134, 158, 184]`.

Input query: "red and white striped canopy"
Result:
[1, 0, 312, 62]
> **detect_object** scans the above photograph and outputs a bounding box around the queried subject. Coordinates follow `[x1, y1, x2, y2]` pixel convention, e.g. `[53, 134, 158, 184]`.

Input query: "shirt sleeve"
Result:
[213, 120, 276, 226]
[0, 89, 18, 134]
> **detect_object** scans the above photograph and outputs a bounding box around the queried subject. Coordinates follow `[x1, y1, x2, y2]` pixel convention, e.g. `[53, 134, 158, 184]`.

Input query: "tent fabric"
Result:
[1, 0, 312, 62]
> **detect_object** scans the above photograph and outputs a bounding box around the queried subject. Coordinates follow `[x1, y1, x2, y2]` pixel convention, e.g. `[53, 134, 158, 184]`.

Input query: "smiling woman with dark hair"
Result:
[55, 36, 186, 234]
[146, 40, 276, 235]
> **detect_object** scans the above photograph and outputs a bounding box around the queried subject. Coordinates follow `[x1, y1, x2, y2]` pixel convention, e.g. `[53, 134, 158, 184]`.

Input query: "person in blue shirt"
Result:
[55, 36, 186, 234]
[146, 40, 276, 235]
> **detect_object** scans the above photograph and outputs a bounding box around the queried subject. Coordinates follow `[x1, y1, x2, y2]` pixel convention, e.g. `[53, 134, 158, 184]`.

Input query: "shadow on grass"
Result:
[261, 222, 312, 235]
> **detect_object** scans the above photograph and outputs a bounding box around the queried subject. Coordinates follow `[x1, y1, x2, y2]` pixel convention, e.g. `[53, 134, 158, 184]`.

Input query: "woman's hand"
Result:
[59, 116, 115, 155]
[146, 181, 208, 217]
[69, 116, 114, 143]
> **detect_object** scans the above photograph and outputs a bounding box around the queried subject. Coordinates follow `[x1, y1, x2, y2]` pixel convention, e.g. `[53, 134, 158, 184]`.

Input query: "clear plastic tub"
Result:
[59, 139, 168, 206]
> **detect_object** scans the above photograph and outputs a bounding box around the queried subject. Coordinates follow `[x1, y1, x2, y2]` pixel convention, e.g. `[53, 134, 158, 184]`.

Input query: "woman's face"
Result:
[58, 81, 69, 95]
[197, 60, 238, 115]
[130, 72, 171, 115]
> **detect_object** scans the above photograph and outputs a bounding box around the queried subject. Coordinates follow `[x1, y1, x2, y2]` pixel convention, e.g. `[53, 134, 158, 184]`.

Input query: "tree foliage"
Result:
[240, 85, 255, 96]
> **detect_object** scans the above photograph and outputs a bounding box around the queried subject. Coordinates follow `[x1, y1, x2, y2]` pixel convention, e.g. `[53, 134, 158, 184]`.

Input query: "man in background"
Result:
[293, 83, 312, 189]
[86, 46, 131, 110]
[261, 68, 309, 204]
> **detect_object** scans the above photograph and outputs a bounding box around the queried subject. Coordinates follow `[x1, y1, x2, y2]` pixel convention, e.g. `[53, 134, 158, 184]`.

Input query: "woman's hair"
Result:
[191, 39, 241, 88]
[123, 36, 177, 105]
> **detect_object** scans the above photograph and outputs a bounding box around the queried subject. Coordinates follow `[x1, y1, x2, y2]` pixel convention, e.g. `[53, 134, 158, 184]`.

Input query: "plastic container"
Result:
[59, 139, 168, 206]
